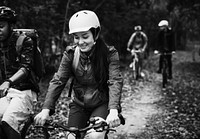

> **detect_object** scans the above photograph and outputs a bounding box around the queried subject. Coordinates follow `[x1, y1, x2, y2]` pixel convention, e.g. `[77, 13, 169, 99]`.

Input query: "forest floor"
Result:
[27, 50, 200, 139]
[108, 50, 200, 139]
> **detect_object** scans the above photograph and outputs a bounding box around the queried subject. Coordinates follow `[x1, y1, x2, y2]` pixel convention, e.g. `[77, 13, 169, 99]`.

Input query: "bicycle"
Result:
[154, 51, 173, 89]
[128, 49, 143, 80]
[21, 113, 125, 139]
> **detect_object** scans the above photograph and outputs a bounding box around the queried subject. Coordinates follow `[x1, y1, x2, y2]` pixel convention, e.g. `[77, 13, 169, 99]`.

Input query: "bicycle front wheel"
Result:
[134, 60, 140, 80]
[22, 125, 50, 139]
[21, 118, 50, 139]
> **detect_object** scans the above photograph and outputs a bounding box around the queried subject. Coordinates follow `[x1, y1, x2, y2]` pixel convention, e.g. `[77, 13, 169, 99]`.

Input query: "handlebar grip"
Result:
[89, 114, 125, 125]
[118, 113, 125, 125]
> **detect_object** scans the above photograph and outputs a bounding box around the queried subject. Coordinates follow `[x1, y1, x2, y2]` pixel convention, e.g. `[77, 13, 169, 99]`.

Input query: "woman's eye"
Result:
[74, 36, 79, 40]
[82, 36, 88, 39]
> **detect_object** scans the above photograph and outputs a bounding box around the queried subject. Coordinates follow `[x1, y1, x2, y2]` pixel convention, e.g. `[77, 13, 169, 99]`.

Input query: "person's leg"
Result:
[2, 121, 21, 139]
[68, 102, 90, 128]
[0, 94, 13, 139]
[158, 55, 163, 73]
[2, 89, 35, 139]
[167, 54, 172, 79]
[67, 102, 90, 139]
[138, 52, 145, 77]
[0, 121, 7, 139]
[85, 103, 109, 139]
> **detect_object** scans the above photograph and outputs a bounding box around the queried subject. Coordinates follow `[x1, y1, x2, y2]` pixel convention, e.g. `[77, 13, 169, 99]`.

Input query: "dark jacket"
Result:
[43, 45, 123, 114]
[0, 31, 39, 92]
[156, 28, 175, 52]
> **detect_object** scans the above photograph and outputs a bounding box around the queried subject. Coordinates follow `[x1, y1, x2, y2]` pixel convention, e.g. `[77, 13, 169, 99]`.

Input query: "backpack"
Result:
[13, 29, 45, 82]
[134, 32, 144, 44]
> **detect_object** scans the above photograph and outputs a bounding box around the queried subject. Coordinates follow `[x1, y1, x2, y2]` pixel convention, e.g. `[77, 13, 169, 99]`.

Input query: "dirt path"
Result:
[107, 51, 173, 138]
[108, 69, 164, 138]
[108, 50, 200, 139]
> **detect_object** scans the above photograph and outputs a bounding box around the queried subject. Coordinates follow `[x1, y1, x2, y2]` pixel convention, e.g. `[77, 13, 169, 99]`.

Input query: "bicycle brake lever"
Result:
[89, 117, 98, 125]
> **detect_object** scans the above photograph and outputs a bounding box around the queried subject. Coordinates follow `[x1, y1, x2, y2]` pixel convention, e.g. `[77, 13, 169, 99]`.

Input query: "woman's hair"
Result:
[90, 33, 109, 91]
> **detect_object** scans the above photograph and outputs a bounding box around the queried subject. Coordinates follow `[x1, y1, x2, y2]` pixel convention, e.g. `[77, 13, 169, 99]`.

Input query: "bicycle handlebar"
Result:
[154, 50, 175, 55]
[128, 49, 143, 53]
[35, 120, 114, 135]
[35, 114, 125, 134]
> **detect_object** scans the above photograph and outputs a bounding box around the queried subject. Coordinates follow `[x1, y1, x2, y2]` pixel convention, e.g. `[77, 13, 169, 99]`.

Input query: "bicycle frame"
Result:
[131, 49, 142, 80]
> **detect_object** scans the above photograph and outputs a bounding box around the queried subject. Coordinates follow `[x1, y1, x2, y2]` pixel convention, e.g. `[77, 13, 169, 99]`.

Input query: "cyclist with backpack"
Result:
[127, 25, 148, 78]
[0, 6, 39, 139]
[154, 20, 175, 79]
[34, 10, 123, 139]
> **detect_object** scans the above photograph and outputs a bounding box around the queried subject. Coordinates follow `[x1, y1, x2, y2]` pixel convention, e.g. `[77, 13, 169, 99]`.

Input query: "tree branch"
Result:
[93, 0, 106, 11]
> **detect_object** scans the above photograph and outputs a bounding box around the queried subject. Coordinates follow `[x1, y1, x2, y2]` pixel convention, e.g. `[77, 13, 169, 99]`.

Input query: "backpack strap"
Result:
[72, 46, 80, 71]
[65, 45, 76, 98]
[16, 34, 26, 53]
[68, 78, 74, 97]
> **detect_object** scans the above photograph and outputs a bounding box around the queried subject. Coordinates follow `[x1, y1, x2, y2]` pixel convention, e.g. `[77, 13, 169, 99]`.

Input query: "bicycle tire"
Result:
[132, 59, 137, 80]
[22, 123, 50, 139]
[133, 71, 137, 80]
[135, 60, 139, 80]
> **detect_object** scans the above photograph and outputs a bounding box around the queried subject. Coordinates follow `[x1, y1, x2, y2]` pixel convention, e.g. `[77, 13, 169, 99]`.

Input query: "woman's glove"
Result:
[34, 109, 50, 125]
[106, 109, 120, 128]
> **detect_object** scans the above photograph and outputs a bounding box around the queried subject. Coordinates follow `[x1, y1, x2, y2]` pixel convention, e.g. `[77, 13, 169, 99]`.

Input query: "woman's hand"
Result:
[34, 109, 50, 125]
[106, 109, 120, 128]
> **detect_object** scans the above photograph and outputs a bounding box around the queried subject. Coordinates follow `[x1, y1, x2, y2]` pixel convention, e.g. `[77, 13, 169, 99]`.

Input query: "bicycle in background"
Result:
[128, 49, 144, 80]
[154, 50, 174, 89]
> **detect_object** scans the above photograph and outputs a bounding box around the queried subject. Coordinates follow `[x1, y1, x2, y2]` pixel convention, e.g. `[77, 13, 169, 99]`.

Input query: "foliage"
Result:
[144, 52, 200, 139]
[168, 0, 200, 39]
[1, 0, 200, 73]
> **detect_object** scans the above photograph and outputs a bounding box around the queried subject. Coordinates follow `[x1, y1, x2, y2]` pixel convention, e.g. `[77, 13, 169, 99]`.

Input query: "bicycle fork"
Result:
[132, 55, 139, 80]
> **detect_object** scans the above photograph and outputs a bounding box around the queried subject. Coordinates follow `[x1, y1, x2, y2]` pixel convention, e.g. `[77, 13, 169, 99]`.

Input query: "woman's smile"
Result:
[73, 30, 95, 52]
[79, 44, 87, 49]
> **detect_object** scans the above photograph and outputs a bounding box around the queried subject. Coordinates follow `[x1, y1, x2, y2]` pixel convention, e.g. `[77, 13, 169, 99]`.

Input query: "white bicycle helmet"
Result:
[134, 25, 142, 31]
[158, 20, 169, 27]
[69, 10, 100, 34]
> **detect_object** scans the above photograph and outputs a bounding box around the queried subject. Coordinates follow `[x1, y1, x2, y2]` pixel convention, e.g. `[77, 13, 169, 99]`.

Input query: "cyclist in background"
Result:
[127, 25, 148, 78]
[154, 20, 175, 79]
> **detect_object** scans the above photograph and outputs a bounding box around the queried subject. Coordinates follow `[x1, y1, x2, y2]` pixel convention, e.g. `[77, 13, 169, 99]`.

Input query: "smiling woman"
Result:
[73, 31, 95, 52]
[34, 10, 124, 139]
